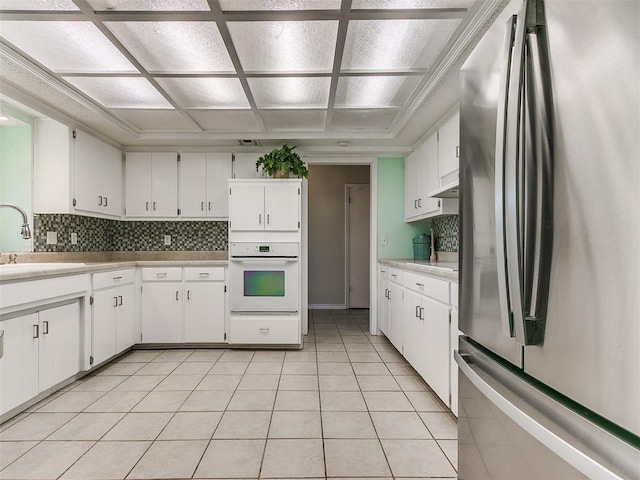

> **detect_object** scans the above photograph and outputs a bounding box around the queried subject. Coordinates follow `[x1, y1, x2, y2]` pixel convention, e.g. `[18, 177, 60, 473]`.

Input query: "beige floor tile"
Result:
[317, 362, 354, 376]
[213, 411, 271, 439]
[371, 412, 432, 439]
[274, 391, 320, 411]
[35, 391, 105, 412]
[341, 336, 371, 345]
[219, 350, 255, 362]
[321, 411, 377, 438]
[196, 374, 242, 391]
[278, 375, 318, 391]
[0, 441, 37, 470]
[251, 351, 286, 362]
[318, 375, 359, 391]
[362, 392, 414, 411]
[385, 363, 416, 376]
[316, 351, 349, 363]
[0, 440, 93, 480]
[405, 391, 448, 412]
[227, 390, 276, 410]
[319, 391, 367, 411]
[132, 391, 190, 412]
[210, 361, 250, 375]
[59, 440, 150, 480]
[119, 350, 162, 363]
[84, 391, 147, 413]
[378, 350, 406, 362]
[135, 362, 180, 375]
[152, 349, 196, 362]
[437, 439, 458, 470]
[282, 362, 318, 375]
[347, 352, 382, 363]
[284, 351, 317, 363]
[315, 343, 346, 352]
[394, 375, 429, 391]
[171, 361, 215, 375]
[381, 439, 457, 477]
[344, 344, 377, 352]
[97, 362, 146, 376]
[158, 411, 222, 440]
[324, 439, 391, 477]
[194, 439, 265, 478]
[419, 412, 458, 439]
[246, 362, 283, 375]
[261, 439, 325, 478]
[154, 373, 205, 391]
[357, 375, 401, 391]
[268, 411, 322, 438]
[180, 390, 234, 412]
[0, 413, 75, 441]
[113, 375, 165, 392]
[352, 363, 391, 375]
[0, 412, 30, 432]
[186, 350, 225, 362]
[103, 412, 173, 440]
[237, 374, 280, 390]
[128, 440, 207, 479]
[47, 412, 125, 440]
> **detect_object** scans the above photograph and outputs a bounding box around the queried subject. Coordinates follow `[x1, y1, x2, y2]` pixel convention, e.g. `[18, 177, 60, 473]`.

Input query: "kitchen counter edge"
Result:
[379, 259, 459, 281]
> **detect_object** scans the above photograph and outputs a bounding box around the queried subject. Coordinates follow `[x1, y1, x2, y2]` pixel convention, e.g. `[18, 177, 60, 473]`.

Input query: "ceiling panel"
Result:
[219, 0, 340, 10]
[248, 77, 330, 108]
[262, 109, 326, 131]
[156, 77, 249, 108]
[113, 109, 198, 131]
[106, 22, 235, 73]
[341, 18, 461, 71]
[351, 0, 472, 9]
[187, 109, 261, 131]
[335, 75, 420, 107]
[87, 0, 210, 11]
[0, 21, 137, 73]
[228, 21, 338, 73]
[330, 108, 399, 130]
[0, 0, 79, 9]
[64, 76, 172, 108]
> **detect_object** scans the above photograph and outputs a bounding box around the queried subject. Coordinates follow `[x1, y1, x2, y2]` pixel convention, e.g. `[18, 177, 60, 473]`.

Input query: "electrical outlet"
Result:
[381, 235, 388, 246]
[46, 231, 57, 245]
[70, 232, 78, 245]
[164, 235, 171, 246]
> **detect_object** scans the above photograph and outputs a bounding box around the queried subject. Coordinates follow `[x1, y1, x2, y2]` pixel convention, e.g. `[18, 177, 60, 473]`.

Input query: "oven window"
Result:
[244, 271, 285, 297]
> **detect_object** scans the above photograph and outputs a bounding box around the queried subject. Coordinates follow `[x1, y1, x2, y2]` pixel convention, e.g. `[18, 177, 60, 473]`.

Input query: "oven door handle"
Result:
[230, 257, 299, 262]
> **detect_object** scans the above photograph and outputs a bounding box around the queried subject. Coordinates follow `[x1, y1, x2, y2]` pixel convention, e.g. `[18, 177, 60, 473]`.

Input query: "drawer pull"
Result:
[113, 276, 123, 281]
[199, 272, 210, 277]
[391, 274, 397, 278]
[416, 282, 424, 287]
[156, 272, 167, 278]
[259, 328, 270, 333]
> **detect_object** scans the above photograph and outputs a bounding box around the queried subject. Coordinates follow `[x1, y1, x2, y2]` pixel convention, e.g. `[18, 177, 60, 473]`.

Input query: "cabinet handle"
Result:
[104, 196, 108, 207]
[113, 276, 122, 281]
[33, 324, 39, 339]
[413, 199, 418, 209]
[259, 328, 270, 333]
[42, 321, 49, 335]
[187, 290, 191, 300]
[259, 213, 262, 224]
[456, 145, 460, 158]
[208, 201, 211, 211]
[0, 330, 3, 360]
[420, 307, 425, 320]
[146, 201, 149, 211]
[153, 201, 157, 211]
[417, 198, 422, 208]
[267, 214, 270, 224]
[391, 274, 397, 278]
[113, 296, 118, 307]
[118, 295, 123, 306]
[199, 272, 209, 277]
[201, 201, 205, 211]
[176, 290, 179, 301]
[156, 272, 167, 278]
[438, 199, 441, 208]
[416, 282, 424, 287]
[415, 305, 420, 318]
[98, 195, 103, 206]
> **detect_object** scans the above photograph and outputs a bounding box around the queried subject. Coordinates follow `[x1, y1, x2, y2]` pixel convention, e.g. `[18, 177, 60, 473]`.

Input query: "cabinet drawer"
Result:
[451, 282, 458, 308]
[404, 271, 449, 304]
[231, 318, 299, 345]
[184, 267, 225, 282]
[388, 268, 404, 285]
[379, 266, 388, 280]
[141, 267, 182, 282]
[93, 269, 135, 290]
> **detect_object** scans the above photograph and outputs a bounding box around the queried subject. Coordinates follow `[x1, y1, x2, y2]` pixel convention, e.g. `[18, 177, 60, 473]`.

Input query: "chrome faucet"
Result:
[0, 203, 32, 240]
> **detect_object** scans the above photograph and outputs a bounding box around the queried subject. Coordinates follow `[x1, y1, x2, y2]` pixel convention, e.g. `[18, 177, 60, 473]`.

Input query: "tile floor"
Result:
[0, 309, 458, 480]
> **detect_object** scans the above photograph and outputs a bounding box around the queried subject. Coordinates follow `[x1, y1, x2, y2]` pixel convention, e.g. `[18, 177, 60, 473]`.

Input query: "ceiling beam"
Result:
[324, 0, 352, 132]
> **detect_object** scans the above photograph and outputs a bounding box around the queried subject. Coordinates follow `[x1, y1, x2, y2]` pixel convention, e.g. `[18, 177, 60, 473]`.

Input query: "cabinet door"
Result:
[378, 275, 390, 336]
[180, 153, 208, 218]
[420, 134, 440, 215]
[402, 289, 423, 367]
[116, 284, 138, 353]
[405, 151, 420, 221]
[142, 283, 182, 343]
[233, 153, 266, 179]
[388, 283, 404, 353]
[421, 297, 450, 405]
[74, 130, 102, 213]
[264, 183, 300, 231]
[437, 111, 460, 181]
[92, 290, 118, 366]
[125, 153, 152, 217]
[228, 183, 264, 231]
[184, 282, 225, 342]
[101, 142, 123, 216]
[206, 153, 232, 217]
[151, 153, 178, 217]
[39, 302, 81, 391]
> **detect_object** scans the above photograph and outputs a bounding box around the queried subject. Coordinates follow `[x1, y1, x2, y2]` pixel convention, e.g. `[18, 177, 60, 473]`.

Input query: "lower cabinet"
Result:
[378, 267, 390, 336]
[184, 282, 225, 342]
[387, 282, 404, 353]
[0, 302, 80, 416]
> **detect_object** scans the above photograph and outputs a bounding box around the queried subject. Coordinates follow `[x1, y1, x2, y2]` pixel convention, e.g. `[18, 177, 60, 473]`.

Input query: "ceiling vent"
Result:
[238, 139, 261, 146]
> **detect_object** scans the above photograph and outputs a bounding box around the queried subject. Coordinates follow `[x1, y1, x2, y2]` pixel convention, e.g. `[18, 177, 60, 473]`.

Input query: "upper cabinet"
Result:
[228, 180, 300, 232]
[233, 153, 267, 179]
[429, 110, 460, 198]
[179, 153, 232, 218]
[125, 152, 178, 218]
[34, 119, 123, 218]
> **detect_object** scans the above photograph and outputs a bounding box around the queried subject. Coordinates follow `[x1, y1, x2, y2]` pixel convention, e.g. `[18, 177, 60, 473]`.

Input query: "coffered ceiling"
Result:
[0, 0, 502, 150]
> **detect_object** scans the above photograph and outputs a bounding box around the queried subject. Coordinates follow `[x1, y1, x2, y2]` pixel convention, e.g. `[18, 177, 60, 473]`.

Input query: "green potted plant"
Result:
[255, 144, 309, 179]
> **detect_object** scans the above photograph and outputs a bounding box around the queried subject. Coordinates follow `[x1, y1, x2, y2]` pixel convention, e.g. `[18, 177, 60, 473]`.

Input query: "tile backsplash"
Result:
[33, 214, 228, 252]
[431, 215, 459, 252]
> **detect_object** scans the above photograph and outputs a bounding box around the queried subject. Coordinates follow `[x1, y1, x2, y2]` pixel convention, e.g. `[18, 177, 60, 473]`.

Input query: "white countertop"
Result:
[379, 258, 459, 281]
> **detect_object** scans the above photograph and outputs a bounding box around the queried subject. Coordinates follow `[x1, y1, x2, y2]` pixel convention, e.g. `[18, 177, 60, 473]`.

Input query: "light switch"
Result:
[70, 232, 78, 245]
[164, 235, 171, 246]
[381, 235, 388, 246]
[46, 231, 57, 245]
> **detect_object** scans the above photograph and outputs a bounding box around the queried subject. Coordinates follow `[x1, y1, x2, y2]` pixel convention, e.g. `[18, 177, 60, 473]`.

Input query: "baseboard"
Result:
[309, 304, 347, 310]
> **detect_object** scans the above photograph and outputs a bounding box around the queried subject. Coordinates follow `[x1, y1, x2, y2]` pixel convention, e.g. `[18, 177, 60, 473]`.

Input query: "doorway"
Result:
[346, 184, 370, 308]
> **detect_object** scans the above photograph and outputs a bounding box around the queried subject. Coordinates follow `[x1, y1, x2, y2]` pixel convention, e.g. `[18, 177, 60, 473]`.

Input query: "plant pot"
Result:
[272, 168, 290, 178]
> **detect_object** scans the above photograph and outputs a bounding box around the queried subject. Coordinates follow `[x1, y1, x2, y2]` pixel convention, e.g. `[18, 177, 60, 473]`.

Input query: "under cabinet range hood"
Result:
[428, 180, 459, 198]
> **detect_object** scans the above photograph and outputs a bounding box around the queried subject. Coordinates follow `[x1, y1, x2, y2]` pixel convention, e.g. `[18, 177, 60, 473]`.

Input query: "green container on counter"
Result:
[412, 233, 431, 261]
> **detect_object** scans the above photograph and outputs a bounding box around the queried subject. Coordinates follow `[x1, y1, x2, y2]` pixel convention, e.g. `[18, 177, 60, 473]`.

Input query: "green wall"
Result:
[0, 108, 33, 253]
[377, 157, 428, 260]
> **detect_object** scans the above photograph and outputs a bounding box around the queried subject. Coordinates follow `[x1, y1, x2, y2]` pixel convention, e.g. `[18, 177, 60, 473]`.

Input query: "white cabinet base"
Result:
[230, 315, 300, 345]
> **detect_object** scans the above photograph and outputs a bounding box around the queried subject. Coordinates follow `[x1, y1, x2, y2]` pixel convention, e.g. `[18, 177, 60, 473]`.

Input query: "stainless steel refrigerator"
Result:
[457, 0, 640, 478]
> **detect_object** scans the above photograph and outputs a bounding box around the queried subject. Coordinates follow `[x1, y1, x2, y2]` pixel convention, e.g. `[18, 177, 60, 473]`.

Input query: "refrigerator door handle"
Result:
[494, 13, 518, 339]
[455, 348, 633, 480]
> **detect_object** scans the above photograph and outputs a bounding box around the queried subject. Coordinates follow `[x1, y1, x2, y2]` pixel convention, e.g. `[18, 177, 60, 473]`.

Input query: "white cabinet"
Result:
[125, 152, 178, 217]
[74, 130, 123, 217]
[228, 180, 300, 232]
[233, 153, 267, 179]
[378, 267, 390, 336]
[142, 278, 183, 344]
[387, 282, 404, 353]
[180, 153, 232, 218]
[184, 267, 226, 343]
[92, 269, 137, 367]
[437, 110, 460, 184]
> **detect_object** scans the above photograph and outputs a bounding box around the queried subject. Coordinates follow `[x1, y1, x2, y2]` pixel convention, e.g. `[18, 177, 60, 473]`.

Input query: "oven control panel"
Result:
[230, 242, 300, 257]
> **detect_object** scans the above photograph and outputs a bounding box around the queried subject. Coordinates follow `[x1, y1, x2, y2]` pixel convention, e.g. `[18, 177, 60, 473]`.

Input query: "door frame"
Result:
[345, 183, 370, 309]
[302, 157, 378, 335]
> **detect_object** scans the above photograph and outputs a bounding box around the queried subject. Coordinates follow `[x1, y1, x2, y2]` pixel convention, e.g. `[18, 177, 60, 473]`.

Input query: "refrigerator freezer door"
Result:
[459, 0, 524, 367]
[522, 0, 640, 438]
